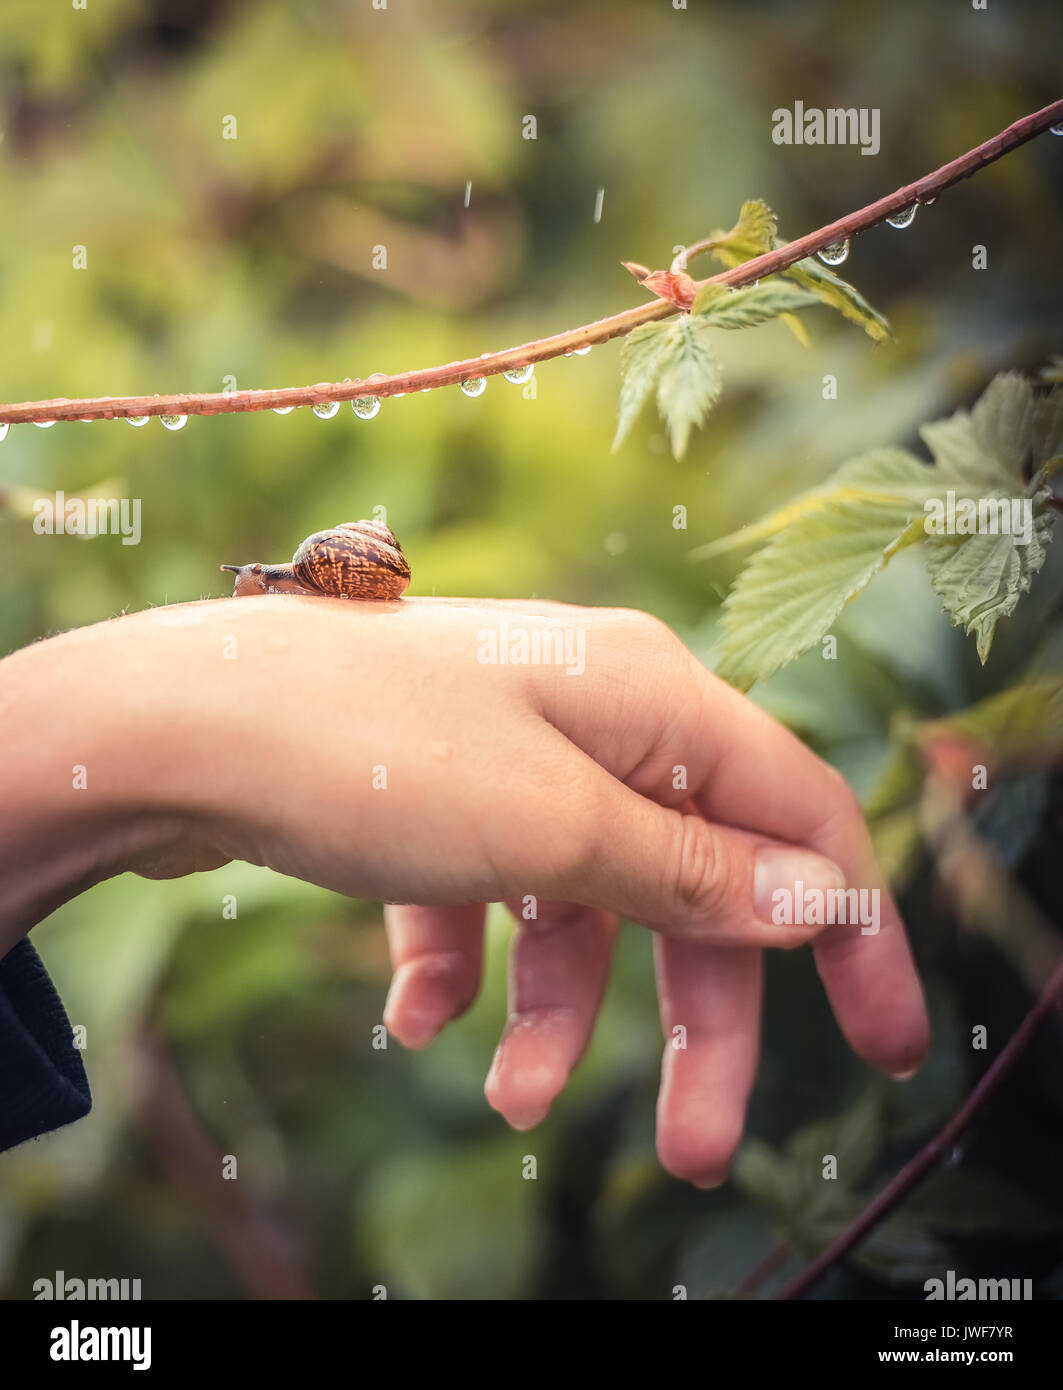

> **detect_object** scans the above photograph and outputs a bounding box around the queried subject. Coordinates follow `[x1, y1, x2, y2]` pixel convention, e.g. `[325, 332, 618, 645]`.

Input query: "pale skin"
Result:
[0, 596, 929, 1185]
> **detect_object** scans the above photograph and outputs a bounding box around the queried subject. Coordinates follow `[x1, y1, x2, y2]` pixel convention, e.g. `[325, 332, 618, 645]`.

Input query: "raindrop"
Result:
[126, 415, 150, 428]
[0, 423, 8, 442]
[273, 406, 295, 415]
[312, 400, 340, 420]
[1050, 122, 1063, 136]
[563, 350, 573, 357]
[817, 239, 850, 267]
[34, 419, 57, 428]
[503, 364, 535, 385]
[886, 204, 917, 229]
[351, 395, 381, 420]
[459, 377, 486, 397]
[573, 345, 592, 357]
[160, 414, 188, 431]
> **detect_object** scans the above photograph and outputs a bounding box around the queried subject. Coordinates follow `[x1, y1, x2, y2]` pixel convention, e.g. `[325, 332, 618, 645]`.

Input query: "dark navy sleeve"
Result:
[0, 938, 91, 1152]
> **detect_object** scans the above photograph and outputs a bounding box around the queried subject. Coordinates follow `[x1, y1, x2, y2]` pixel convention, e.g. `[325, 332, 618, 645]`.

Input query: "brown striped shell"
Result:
[292, 519, 410, 599]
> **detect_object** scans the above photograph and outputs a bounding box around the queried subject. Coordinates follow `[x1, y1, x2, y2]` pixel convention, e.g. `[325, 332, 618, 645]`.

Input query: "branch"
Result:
[1, 98, 1060, 427]
[779, 947, 1063, 1301]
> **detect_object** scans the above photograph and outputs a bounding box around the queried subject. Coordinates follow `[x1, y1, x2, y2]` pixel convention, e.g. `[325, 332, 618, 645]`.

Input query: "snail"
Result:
[221, 519, 410, 599]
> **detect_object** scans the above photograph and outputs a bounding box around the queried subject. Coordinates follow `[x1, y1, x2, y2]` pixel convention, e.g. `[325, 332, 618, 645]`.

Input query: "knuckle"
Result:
[814, 762, 862, 836]
[671, 814, 731, 923]
[603, 606, 682, 656]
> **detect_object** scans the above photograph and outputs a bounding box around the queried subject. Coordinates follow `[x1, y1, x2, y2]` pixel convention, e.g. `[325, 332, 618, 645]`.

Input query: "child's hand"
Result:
[0, 596, 928, 1184]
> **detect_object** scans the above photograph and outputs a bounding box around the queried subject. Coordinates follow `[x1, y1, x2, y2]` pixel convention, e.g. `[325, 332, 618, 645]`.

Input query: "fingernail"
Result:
[753, 848, 847, 925]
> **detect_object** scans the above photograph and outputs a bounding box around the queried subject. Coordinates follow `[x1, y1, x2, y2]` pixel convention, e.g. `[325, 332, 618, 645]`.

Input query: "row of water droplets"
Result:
[0, 410, 187, 442]
[814, 117, 1063, 268]
[813, 118, 1063, 267]
[0, 358, 562, 438]
[301, 358, 548, 420]
[816, 200, 923, 267]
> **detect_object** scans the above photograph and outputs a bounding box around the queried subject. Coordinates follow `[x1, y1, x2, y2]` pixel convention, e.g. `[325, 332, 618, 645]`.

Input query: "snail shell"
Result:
[221, 519, 410, 600]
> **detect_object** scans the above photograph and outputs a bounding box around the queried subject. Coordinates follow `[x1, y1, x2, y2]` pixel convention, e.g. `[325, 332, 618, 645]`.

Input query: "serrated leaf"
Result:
[920, 377, 1059, 661]
[655, 315, 723, 459]
[694, 279, 820, 327]
[924, 498, 1054, 663]
[780, 247, 891, 343]
[612, 320, 675, 452]
[705, 198, 778, 263]
[712, 449, 934, 689]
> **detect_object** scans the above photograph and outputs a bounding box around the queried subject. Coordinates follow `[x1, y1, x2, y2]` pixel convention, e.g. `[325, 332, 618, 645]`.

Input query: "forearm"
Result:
[0, 611, 212, 954]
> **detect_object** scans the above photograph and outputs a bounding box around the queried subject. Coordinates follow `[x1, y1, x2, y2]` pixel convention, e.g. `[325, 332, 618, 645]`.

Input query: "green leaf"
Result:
[612, 320, 675, 451]
[703, 200, 889, 342]
[694, 279, 820, 327]
[924, 518, 1053, 663]
[712, 450, 935, 689]
[655, 315, 723, 459]
[921, 376, 1059, 662]
[705, 198, 778, 263]
[780, 246, 890, 343]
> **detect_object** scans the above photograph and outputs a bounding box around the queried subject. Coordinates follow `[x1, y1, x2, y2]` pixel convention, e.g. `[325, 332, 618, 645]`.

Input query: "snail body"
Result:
[221, 519, 410, 600]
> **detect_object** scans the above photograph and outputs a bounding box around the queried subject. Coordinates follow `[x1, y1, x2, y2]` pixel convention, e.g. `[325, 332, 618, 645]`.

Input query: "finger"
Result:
[485, 901, 617, 1130]
[527, 743, 848, 950]
[535, 625, 929, 1077]
[654, 936, 762, 1188]
[383, 903, 485, 1048]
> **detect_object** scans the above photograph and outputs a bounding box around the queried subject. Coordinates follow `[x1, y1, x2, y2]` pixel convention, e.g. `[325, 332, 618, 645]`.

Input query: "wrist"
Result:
[0, 618, 192, 952]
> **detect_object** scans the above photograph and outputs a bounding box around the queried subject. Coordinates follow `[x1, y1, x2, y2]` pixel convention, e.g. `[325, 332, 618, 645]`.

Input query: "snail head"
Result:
[220, 562, 270, 596]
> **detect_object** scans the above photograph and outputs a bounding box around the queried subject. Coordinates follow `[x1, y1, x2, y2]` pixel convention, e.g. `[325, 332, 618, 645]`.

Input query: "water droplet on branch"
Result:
[0, 423, 8, 442]
[273, 406, 295, 415]
[312, 401, 340, 420]
[817, 239, 850, 267]
[503, 364, 535, 385]
[160, 414, 188, 431]
[573, 345, 592, 356]
[460, 378, 486, 397]
[886, 204, 917, 229]
[126, 416, 150, 427]
[352, 395, 381, 420]
[34, 419, 57, 428]
[1050, 121, 1063, 136]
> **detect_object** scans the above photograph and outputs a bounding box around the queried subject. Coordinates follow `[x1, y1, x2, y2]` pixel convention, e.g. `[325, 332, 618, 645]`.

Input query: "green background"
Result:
[1, 0, 1061, 1299]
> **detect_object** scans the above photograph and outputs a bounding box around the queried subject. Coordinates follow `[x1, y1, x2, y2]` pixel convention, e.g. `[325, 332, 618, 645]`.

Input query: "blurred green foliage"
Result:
[1, 0, 1062, 1300]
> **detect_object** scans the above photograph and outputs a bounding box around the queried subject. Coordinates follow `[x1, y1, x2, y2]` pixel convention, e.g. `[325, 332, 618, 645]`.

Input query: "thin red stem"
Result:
[0, 98, 1060, 427]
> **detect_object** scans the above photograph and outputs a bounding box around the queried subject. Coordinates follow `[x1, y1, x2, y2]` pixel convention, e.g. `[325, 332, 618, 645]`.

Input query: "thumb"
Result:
[541, 775, 849, 947]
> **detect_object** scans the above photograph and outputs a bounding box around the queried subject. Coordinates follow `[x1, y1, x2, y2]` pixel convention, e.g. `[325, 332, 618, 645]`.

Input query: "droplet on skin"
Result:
[312, 401, 340, 420]
[460, 378, 486, 397]
[126, 415, 150, 427]
[503, 364, 534, 384]
[160, 414, 188, 430]
[352, 395, 381, 420]
[886, 203, 917, 229]
[817, 239, 850, 267]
